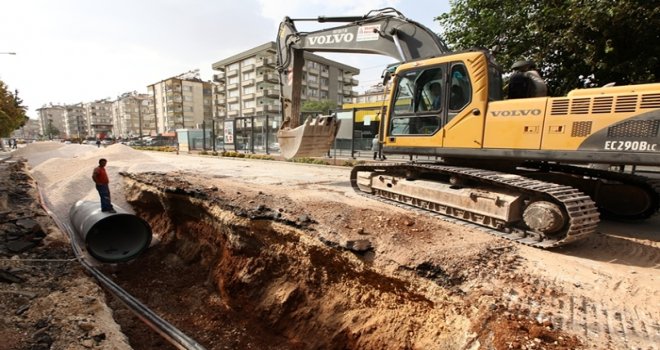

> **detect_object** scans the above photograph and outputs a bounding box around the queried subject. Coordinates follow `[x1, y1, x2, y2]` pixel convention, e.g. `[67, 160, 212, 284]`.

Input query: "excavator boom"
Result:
[276, 7, 448, 159]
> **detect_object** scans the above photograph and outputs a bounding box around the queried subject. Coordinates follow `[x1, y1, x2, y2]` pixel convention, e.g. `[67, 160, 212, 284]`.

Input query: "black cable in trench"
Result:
[36, 185, 208, 350]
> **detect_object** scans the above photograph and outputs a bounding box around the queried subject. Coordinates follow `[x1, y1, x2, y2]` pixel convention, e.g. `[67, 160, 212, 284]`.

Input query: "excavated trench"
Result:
[101, 171, 581, 350]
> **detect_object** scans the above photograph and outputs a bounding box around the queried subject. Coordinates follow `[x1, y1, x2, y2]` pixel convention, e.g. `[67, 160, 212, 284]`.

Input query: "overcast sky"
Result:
[0, 0, 450, 118]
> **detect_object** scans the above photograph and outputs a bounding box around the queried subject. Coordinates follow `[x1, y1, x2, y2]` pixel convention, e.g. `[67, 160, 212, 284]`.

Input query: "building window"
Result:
[228, 76, 239, 84]
[183, 95, 192, 102]
[308, 88, 318, 97]
[320, 90, 328, 99]
[183, 85, 193, 92]
[308, 75, 318, 83]
[243, 100, 255, 108]
[228, 90, 239, 98]
[307, 61, 320, 70]
[242, 57, 256, 66]
[243, 86, 255, 94]
[229, 103, 240, 111]
[228, 63, 239, 71]
[243, 71, 255, 80]
[320, 77, 328, 86]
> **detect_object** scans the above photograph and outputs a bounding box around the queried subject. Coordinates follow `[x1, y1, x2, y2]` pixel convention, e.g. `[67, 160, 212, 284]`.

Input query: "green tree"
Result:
[44, 121, 60, 139]
[301, 99, 338, 114]
[436, 0, 660, 95]
[0, 80, 28, 137]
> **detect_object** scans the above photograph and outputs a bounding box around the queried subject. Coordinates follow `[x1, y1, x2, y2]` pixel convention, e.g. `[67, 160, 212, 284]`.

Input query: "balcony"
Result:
[216, 109, 226, 117]
[228, 110, 239, 117]
[259, 89, 279, 98]
[213, 72, 225, 82]
[342, 88, 354, 97]
[255, 58, 274, 68]
[351, 78, 359, 86]
[241, 64, 255, 72]
[227, 83, 239, 90]
[215, 97, 226, 105]
[343, 76, 353, 84]
[214, 85, 225, 94]
[242, 107, 256, 114]
[241, 79, 255, 87]
[256, 73, 278, 83]
[256, 103, 281, 113]
[227, 96, 239, 103]
[243, 93, 256, 100]
[320, 70, 329, 78]
[227, 69, 239, 77]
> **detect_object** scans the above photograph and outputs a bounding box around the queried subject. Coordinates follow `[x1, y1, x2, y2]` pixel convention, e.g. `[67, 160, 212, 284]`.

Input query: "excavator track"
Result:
[520, 162, 660, 220]
[350, 163, 600, 248]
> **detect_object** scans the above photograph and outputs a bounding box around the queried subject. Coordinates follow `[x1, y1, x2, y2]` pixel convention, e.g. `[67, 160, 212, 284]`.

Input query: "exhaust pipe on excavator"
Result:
[69, 200, 152, 263]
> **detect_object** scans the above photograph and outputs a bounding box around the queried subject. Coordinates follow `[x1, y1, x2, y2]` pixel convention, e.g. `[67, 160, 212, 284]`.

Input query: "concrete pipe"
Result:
[69, 200, 152, 263]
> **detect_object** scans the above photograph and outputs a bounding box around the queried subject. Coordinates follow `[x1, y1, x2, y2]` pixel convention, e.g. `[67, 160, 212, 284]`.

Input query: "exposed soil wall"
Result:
[108, 171, 581, 349]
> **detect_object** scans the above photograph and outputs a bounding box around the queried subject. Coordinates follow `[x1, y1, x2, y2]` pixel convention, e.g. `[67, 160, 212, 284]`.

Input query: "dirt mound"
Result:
[0, 159, 129, 350]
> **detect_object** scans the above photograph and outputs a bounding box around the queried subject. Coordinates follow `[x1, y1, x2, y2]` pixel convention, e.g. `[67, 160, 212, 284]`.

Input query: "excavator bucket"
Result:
[277, 115, 340, 159]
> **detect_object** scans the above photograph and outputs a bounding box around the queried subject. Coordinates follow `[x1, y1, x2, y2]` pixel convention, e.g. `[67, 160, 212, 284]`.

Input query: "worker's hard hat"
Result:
[511, 60, 534, 70]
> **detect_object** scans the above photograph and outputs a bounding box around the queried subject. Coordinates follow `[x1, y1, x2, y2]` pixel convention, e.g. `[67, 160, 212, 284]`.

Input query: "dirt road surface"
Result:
[2, 142, 658, 349]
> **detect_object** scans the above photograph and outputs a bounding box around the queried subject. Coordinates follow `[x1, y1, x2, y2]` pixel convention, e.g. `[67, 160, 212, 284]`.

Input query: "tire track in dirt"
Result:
[499, 273, 659, 349]
[368, 188, 659, 348]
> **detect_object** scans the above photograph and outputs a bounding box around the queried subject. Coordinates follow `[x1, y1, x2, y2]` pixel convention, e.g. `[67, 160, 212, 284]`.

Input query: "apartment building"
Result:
[63, 103, 86, 139]
[353, 83, 390, 104]
[36, 104, 66, 139]
[211, 42, 359, 121]
[10, 118, 41, 140]
[148, 70, 213, 134]
[113, 92, 155, 139]
[84, 99, 114, 139]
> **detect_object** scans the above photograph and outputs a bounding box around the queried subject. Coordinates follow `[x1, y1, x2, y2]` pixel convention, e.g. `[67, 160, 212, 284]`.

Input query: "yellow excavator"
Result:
[276, 8, 660, 248]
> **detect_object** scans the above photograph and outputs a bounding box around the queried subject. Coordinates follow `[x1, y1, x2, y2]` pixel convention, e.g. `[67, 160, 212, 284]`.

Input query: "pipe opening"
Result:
[86, 214, 152, 262]
[70, 200, 152, 263]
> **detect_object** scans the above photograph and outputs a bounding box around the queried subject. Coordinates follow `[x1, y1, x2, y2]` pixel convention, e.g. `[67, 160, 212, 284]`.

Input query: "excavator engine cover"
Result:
[278, 115, 340, 159]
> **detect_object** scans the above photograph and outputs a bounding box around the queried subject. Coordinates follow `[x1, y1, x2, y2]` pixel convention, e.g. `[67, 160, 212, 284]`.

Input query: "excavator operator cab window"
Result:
[448, 63, 471, 122]
[390, 66, 444, 136]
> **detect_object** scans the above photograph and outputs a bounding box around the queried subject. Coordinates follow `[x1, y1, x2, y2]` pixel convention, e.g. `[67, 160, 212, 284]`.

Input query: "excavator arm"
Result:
[275, 7, 449, 159]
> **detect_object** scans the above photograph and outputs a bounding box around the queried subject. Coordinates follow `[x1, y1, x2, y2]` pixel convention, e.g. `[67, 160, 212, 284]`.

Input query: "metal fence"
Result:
[187, 106, 390, 158]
